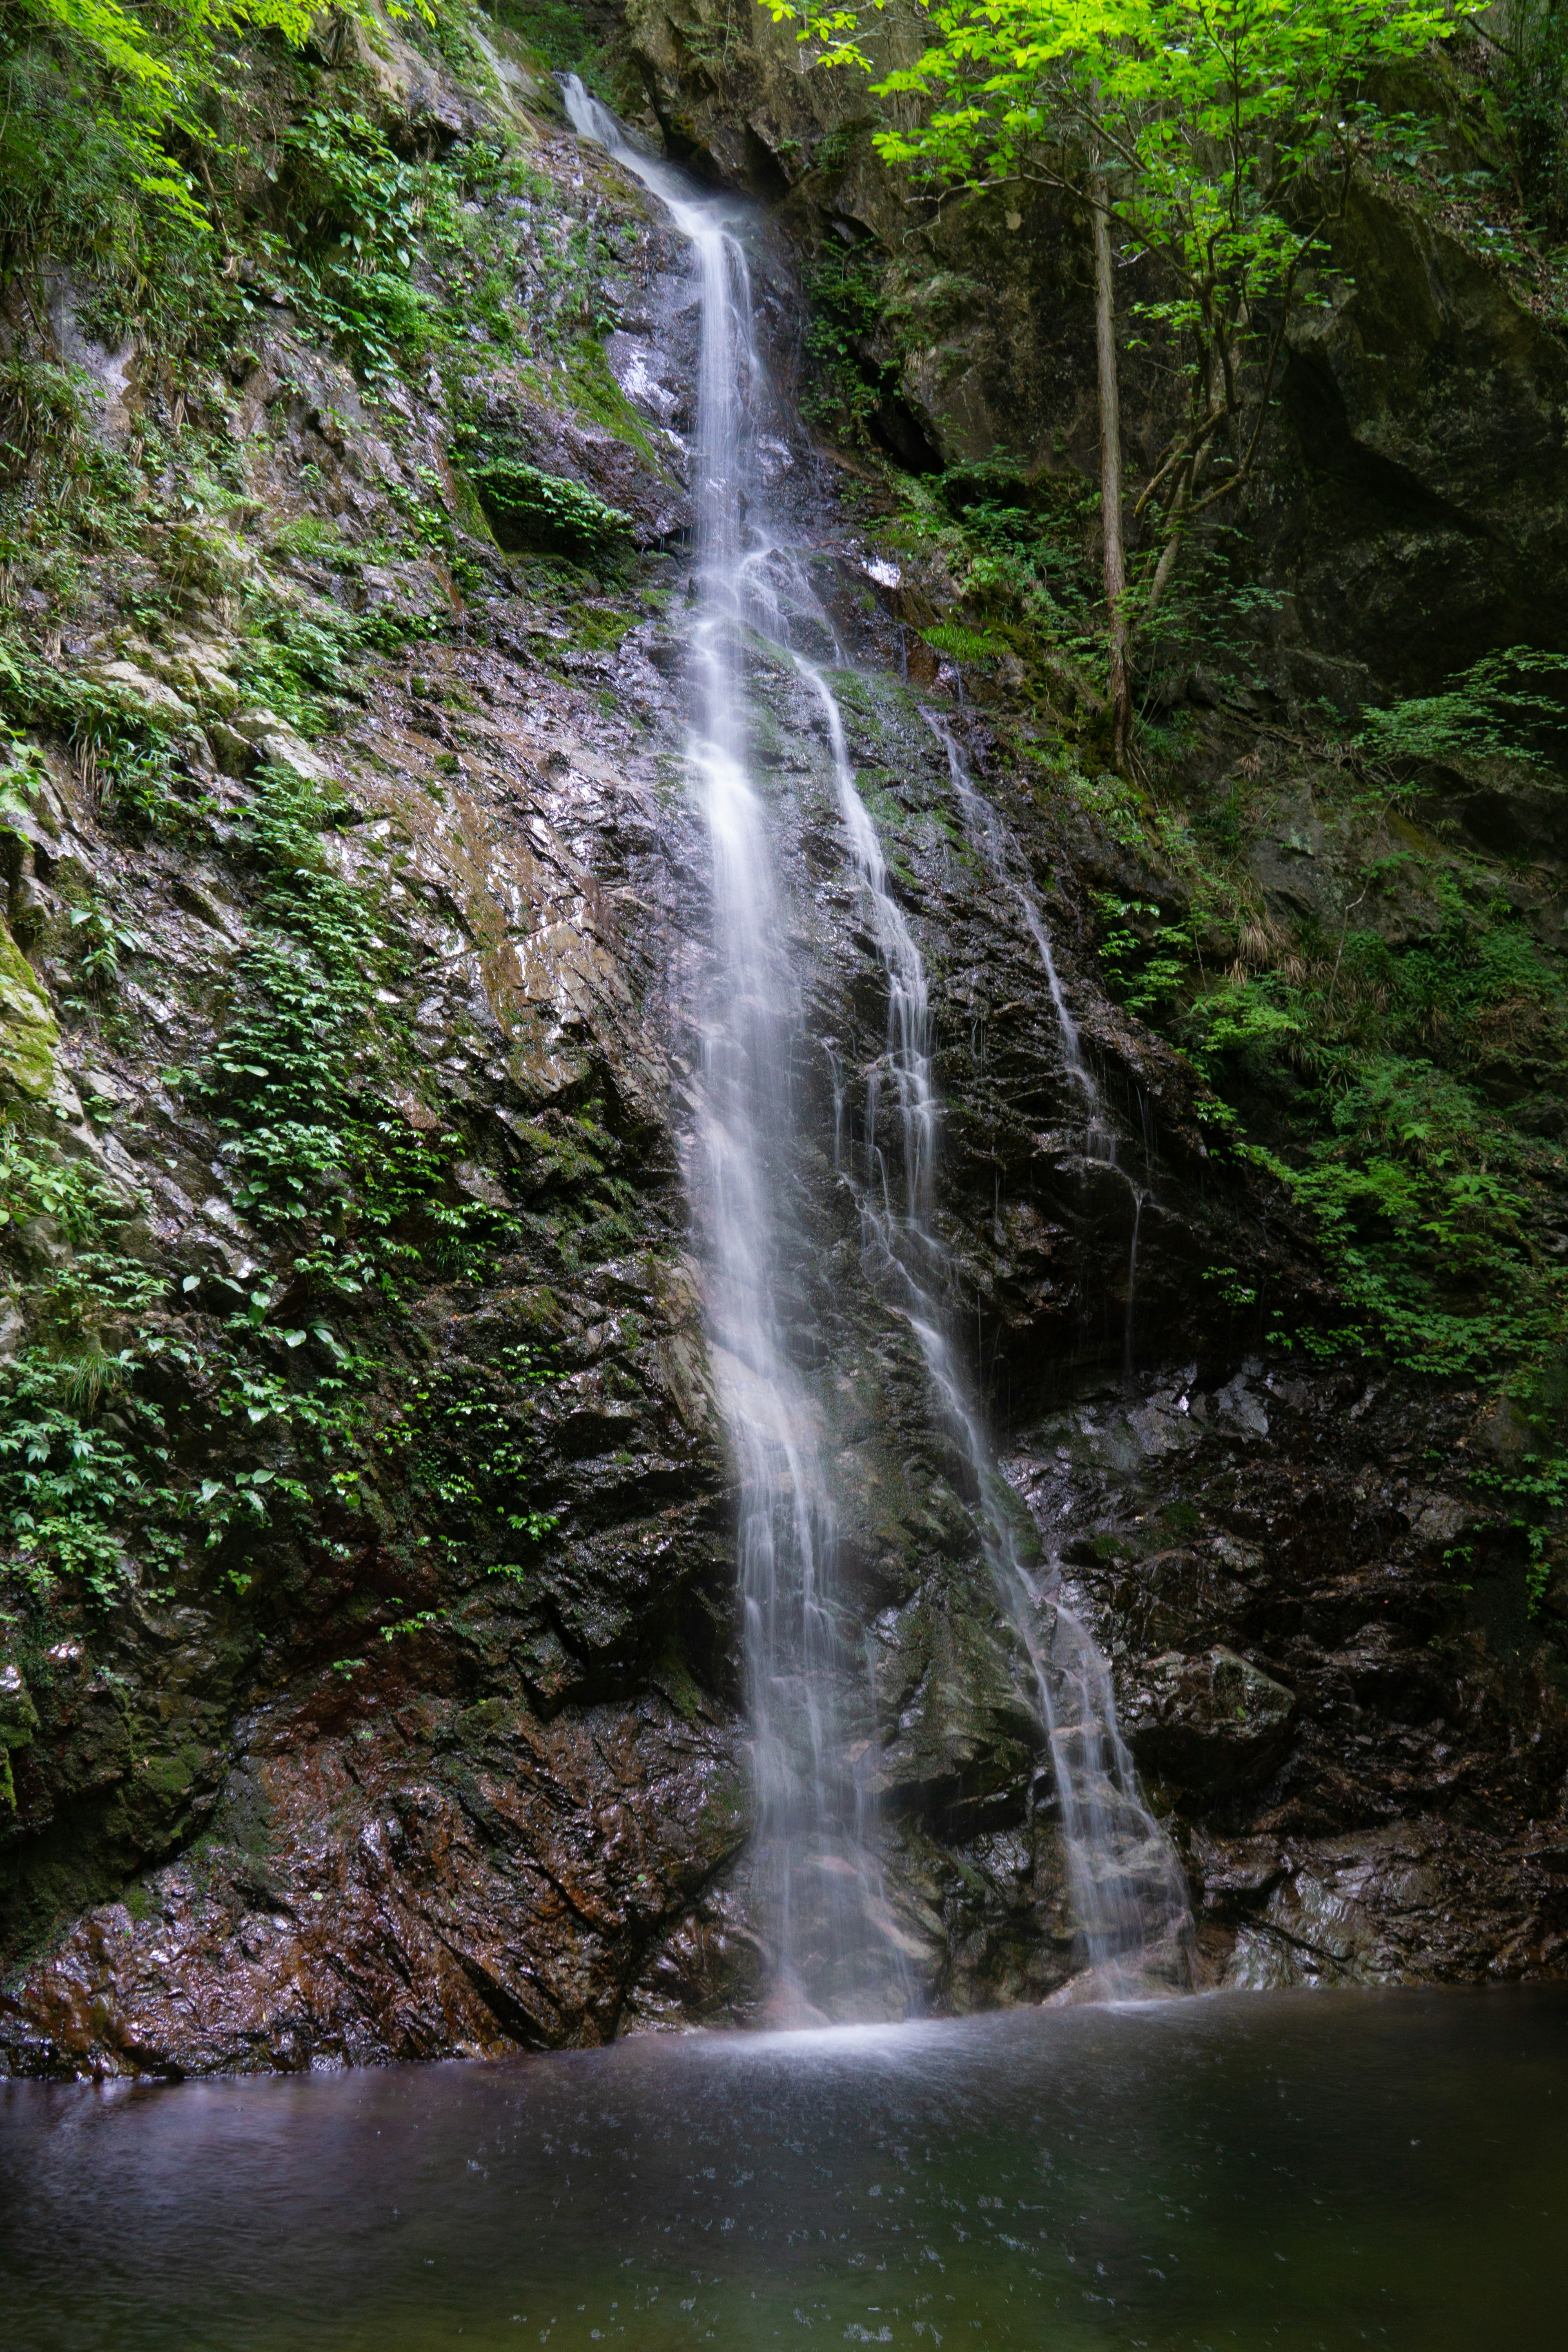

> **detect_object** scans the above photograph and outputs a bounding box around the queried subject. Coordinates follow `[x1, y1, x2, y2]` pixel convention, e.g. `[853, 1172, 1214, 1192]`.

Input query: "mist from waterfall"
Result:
[564, 79, 1189, 2005]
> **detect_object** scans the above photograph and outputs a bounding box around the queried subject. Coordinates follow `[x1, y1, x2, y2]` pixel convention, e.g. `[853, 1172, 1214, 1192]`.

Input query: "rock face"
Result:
[2, 10, 1566, 2076]
[0, 77, 758, 2073]
[1007, 1370, 1568, 1987]
[1121, 1647, 1299, 1797]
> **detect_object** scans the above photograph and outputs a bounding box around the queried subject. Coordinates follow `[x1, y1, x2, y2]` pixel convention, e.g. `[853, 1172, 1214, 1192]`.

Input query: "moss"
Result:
[447, 467, 500, 547]
[653, 1637, 705, 1725]
[468, 456, 634, 557]
[0, 915, 58, 1104]
[559, 336, 668, 470]
[566, 602, 640, 653]
[139, 1746, 203, 1799]
[1161, 1500, 1204, 1539]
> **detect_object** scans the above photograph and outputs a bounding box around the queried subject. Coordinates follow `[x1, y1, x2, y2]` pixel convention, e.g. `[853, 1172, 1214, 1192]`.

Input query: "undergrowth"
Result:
[1073, 666, 1568, 1603]
[0, 754, 527, 1624]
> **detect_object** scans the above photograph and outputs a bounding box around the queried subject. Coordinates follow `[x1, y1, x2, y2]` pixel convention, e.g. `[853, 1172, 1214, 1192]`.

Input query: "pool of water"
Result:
[2, 1987, 1564, 2349]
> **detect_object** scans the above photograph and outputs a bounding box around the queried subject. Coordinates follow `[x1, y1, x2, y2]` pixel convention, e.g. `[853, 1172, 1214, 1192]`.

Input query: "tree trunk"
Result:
[1089, 169, 1131, 766]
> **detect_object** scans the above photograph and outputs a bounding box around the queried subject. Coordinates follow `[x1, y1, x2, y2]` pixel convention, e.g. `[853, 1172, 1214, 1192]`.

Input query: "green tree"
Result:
[777, 0, 1479, 760]
[1477, 0, 1568, 234]
[0, 0, 314, 316]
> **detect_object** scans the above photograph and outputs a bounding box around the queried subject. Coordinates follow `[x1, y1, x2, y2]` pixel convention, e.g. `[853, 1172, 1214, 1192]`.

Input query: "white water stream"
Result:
[565, 81, 1189, 2005]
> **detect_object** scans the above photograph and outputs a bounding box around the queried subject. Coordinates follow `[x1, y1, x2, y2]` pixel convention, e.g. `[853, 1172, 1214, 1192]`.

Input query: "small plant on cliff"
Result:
[0, 1129, 170, 1603]
[196, 760, 517, 1301]
[800, 236, 906, 440]
[271, 107, 443, 385]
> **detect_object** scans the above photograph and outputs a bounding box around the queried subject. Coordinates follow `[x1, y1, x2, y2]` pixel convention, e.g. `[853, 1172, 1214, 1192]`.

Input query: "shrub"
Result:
[466, 457, 633, 556]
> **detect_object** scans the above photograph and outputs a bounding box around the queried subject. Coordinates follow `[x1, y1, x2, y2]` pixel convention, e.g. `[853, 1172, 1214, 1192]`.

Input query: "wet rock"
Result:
[0, 1692, 748, 2078]
[1220, 1822, 1568, 1989]
[1009, 1369, 1568, 1987]
[0, 1661, 39, 1813]
[1121, 1648, 1298, 1796]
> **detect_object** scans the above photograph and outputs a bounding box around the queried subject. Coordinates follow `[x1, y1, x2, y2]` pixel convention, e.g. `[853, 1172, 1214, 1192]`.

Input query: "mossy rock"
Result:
[0, 1660, 40, 1813]
[467, 458, 634, 558]
[0, 914, 58, 1103]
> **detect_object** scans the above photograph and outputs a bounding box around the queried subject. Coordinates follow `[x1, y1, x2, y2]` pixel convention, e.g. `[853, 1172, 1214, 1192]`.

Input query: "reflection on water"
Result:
[3, 1990, 1565, 2350]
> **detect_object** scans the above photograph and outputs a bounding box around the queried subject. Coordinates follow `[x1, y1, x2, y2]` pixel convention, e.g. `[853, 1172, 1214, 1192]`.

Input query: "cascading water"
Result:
[565, 80, 1189, 2002]
[922, 708, 1117, 1163]
[927, 710, 1154, 1390]
[820, 680, 1192, 1994]
[563, 79, 907, 2022]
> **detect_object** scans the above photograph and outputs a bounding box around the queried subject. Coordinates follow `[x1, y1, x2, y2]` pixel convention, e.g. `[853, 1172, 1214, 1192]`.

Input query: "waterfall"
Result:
[819, 677, 1192, 1996]
[563, 80, 906, 2022]
[927, 710, 1156, 1395]
[565, 81, 1189, 2004]
[922, 709, 1118, 1164]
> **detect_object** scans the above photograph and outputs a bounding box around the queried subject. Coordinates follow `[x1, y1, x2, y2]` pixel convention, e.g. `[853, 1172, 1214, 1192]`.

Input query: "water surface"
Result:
[3, 1987, 1564, 2348]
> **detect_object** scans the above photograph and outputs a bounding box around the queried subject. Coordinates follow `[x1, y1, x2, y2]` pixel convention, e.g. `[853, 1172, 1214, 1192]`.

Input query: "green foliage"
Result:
[801, 238, 903, 440]
[864, 454, 1112, 708]
[781, 0, 1481, 657]
[194, 761, 516, 1301]
[269, 108, 443, 385]
[0, 11, 656, 1648]
[922, 619, 1004, 665]
[466, 454, 634, 556]
[1068, 650, 1568, 1602]
[0, 630, 180, 759]
[1, 732, 536, 1618]
[400, 1343, 560, 1575]
[0, 1132, 168, 1603]
[1060, 765, 1147, 842]
[1487, 0, 1568, 237]
[486, 0, 612, 83]
[1090, 892, 1189, 1012]
[1353, 646, 1568, 774]
[1186, 892, 1563, 1365]
[0, 1353, 149, 1602]
[1088, 729, 1568, 1399]
[0, 0, 313, 302]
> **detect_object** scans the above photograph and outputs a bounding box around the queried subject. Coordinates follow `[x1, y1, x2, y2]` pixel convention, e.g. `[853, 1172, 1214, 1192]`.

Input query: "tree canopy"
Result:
[772, 0, 1485, 749]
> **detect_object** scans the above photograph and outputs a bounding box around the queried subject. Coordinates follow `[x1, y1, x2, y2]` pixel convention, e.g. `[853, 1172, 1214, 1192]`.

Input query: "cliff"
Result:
[1, 2, 1564, 2074]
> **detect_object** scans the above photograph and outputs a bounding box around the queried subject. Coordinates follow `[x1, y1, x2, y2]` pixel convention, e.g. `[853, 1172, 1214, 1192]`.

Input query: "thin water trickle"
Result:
[566, 80, 1188, 2003]
[1123, 1187, 1145, 1391]
[849, 721, 1191, 1985]
[922, 709, 1119, 1163]
[824, 735, 1190, 1984]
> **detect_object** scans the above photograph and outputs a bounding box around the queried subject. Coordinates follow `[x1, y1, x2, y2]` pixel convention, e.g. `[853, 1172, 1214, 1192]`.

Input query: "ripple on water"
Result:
[2, 1987, 1565, 2352]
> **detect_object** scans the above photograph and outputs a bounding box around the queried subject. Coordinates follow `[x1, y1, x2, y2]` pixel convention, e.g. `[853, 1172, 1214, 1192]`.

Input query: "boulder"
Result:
[1121, 1647, 1298, 1795]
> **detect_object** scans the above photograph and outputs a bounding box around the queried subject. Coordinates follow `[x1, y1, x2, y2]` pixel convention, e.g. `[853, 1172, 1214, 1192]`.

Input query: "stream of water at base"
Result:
[4, 1988, 1565, 2350]
[561, 83, 1187, 2007]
